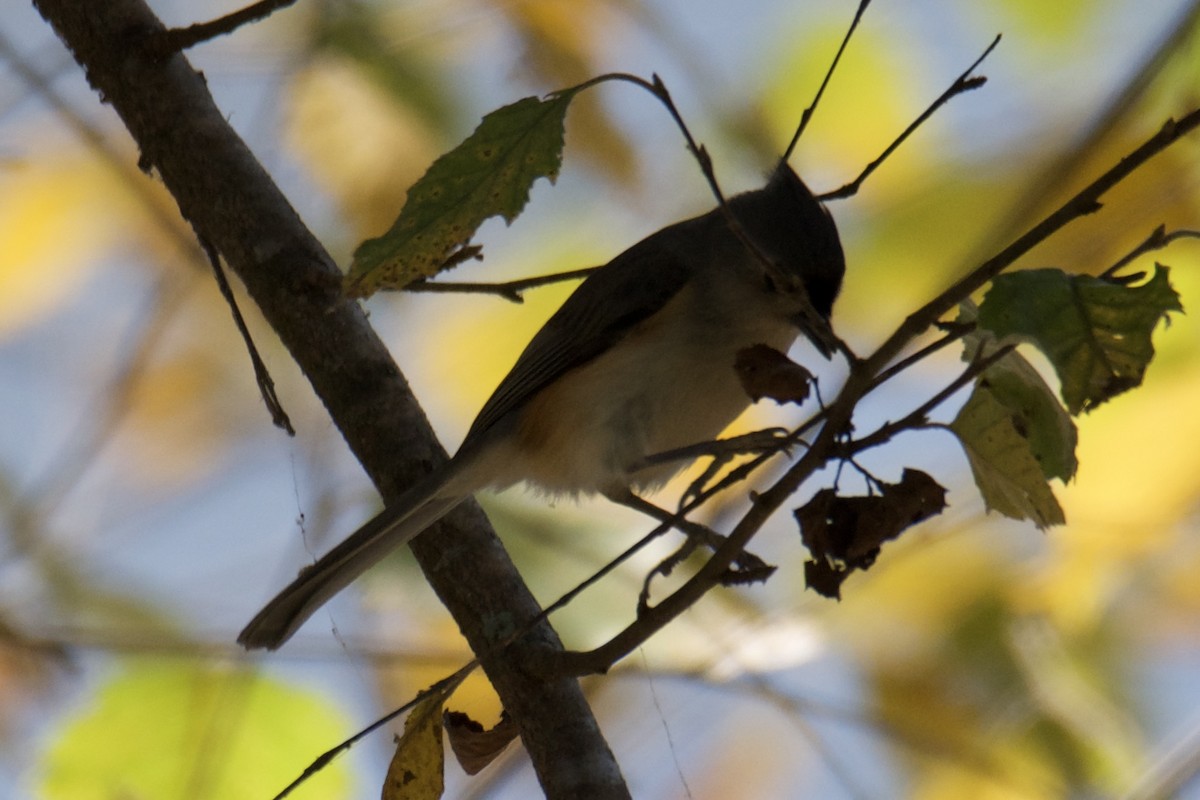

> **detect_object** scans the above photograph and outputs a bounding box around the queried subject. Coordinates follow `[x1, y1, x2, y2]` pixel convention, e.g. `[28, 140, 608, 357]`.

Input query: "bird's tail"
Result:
[238, 461, 476, 650]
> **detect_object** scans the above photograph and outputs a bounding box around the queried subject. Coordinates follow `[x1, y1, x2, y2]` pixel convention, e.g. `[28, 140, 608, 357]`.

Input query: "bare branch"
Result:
[820, 35, 1000, 201]
[842, 345, 1015, 458]
[868, 322, 974, 390]
[868, 109, 1200, 377]
[784, 0, 873, 160]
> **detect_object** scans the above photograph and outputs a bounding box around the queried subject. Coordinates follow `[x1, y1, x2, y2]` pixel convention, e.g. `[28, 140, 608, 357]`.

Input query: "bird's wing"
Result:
[461, 224, 698, 449]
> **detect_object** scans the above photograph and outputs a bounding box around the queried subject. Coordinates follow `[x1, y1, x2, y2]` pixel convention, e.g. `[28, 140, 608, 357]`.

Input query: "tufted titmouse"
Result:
[238, 161, 845, 650]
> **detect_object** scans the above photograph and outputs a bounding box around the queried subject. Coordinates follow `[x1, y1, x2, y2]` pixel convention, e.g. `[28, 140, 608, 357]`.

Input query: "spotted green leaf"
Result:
[345, 90, 580, 297]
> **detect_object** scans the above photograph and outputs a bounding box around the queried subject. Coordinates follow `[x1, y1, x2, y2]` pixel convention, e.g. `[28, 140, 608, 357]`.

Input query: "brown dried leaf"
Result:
[796, 469, 947, 599]
[734, 344, 814, 405]
[444, 710, 519, 775]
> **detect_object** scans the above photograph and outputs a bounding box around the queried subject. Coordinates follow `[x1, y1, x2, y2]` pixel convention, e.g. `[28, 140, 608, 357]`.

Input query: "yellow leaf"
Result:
[951, 386, 1065, 529]
[383, 688, 448, 800]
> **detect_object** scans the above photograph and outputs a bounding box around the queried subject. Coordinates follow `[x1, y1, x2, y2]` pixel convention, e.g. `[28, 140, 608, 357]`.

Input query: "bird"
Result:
[239, 160, 845, 650]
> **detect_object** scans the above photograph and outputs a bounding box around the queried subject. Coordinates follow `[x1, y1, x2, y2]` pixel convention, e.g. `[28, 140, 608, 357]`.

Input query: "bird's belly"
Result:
[505, 298, 799, 495]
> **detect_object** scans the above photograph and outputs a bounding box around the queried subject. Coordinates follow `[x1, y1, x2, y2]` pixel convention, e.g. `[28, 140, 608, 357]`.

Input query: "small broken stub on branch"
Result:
[795, 468, 947, 599]
[735, 344, 815, 405]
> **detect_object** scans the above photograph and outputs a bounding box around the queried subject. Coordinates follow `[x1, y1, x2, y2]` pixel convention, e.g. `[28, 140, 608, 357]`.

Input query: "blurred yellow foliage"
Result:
[835, 531, 1009, 667]
[0, 154, 127, 337]
[760, 23, 924, 187]
[118, 346, 238, 487]
[38, 660, 353, 800]
[994, 0, 1097, 43]
[912, 753, 1063, 800]
[502, 0, 638, 183]
[286, 56, 442, 237]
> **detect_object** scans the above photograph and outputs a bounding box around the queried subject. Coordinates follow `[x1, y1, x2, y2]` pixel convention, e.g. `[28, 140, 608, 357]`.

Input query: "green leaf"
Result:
[951, 385, 1066, 529]
[961, 305, 1078, 483]
[382, 687, 449, 800]
[346, 90, 580, 297]
[977, 355, 1077, 484]
[977, 266, 1183, 414]
[38, 661, 352, 800]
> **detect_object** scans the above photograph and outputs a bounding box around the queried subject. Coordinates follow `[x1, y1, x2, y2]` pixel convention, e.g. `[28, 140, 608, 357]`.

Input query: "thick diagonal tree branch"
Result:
[30, 1, 628, 797]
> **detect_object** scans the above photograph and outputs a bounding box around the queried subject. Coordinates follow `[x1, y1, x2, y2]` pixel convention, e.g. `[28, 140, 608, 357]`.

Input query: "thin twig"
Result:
[609, 492, 772, 598]
[841, 345, 1015, 458]
[869, 322, 974, 389]
[1100, 226, 1200, 278]
[196, 235, 295, 435]
[784, 0, 872, 160]
[272, 666, 472, 800]
[634, 428, 789, 472]
[819, 35, 1000, 201]
[405, 266, 599, 304]
[154, 0, 299, 54]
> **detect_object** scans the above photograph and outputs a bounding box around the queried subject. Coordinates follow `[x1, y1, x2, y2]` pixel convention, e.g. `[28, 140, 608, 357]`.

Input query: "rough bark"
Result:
[30, 1, 629, 796]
